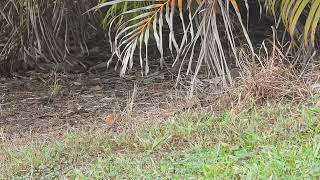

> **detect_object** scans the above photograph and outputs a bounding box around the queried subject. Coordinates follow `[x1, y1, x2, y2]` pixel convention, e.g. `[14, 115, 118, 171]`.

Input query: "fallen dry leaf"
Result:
[104, 113, 117, 126]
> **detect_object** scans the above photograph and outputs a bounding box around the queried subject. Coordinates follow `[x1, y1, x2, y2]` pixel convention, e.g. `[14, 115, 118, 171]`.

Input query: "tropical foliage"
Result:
[264, 0, 320, 46]
[0, 0, 319, 79]
[96, 0, 253, 86]
[95, 0, 320, 85]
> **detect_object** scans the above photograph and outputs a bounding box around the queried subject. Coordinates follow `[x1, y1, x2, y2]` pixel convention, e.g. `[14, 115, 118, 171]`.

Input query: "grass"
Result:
[1, 97, 320, 179]
[47, 71, 63, 103]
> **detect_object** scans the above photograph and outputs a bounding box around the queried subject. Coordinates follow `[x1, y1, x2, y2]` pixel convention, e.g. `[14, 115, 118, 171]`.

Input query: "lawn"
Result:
[1, 97, 320, 179]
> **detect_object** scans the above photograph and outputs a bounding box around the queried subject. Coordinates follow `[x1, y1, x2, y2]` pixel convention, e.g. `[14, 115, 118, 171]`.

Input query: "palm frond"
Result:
[264, 0, 320, 46]
[94, 0, 254, 86]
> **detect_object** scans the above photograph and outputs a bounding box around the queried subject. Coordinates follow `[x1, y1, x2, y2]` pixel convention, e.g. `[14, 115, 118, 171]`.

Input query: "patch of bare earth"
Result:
[0, 69, 225, 139]
[1, 49, 320, 141]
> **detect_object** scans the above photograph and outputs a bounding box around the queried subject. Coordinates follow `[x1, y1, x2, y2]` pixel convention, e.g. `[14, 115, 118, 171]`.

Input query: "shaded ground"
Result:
[0, 68, 226, 138]
[0, 71, 174, 136]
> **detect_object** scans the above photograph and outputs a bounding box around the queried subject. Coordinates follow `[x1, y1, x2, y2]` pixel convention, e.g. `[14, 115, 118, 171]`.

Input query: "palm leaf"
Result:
[265, 0, 320, 46]
[93, 0, 254, 87]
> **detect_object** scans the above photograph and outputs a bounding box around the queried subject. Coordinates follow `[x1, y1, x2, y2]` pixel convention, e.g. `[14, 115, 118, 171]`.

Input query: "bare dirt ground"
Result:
[0, 68, 224, 139]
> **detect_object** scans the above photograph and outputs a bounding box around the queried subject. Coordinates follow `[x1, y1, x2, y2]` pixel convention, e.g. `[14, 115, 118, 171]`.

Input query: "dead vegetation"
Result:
[234, 50, 317, 106]
[0, 0, 103, 75]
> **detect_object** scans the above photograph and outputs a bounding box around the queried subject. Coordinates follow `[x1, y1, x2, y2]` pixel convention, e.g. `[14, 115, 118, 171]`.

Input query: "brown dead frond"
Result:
[0, 0, 102, 75]
[238, 60, 310, 103]
[231, 41, 319, 109]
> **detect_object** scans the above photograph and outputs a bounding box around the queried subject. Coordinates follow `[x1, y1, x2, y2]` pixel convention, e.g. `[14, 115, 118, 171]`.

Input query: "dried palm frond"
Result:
[91, 0, 254, 88]
[0, 0, 102, 75]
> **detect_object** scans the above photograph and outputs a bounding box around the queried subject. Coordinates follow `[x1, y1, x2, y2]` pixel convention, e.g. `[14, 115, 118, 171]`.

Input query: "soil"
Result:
[0, 67, 226, 139]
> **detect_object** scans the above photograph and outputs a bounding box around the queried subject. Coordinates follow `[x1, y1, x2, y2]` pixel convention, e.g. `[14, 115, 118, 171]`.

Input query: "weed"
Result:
[47, 71, 63, 103]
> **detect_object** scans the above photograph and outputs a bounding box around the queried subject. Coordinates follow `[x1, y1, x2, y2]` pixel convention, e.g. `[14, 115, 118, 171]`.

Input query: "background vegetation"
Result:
[0, 0, 102, 75]
[1, 0, 319, 80]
